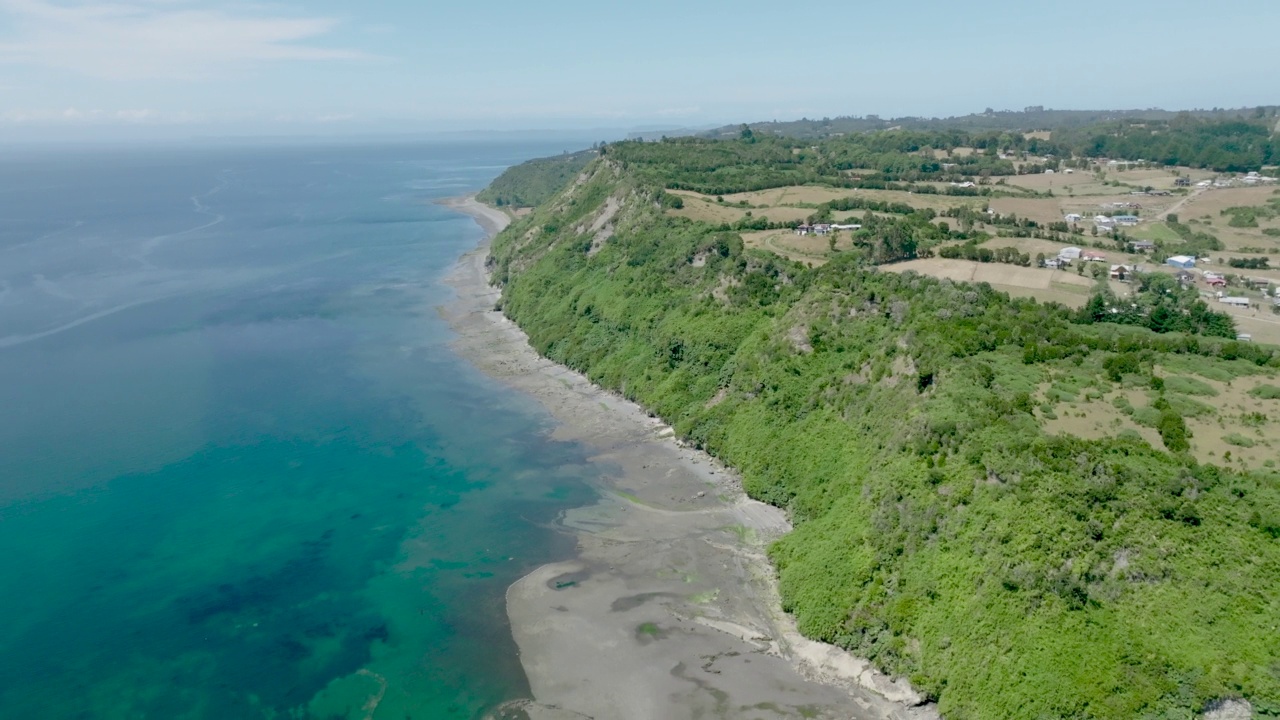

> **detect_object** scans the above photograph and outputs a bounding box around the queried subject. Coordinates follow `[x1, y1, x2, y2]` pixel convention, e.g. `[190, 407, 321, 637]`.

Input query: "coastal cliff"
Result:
[479, 139, 1280, 719]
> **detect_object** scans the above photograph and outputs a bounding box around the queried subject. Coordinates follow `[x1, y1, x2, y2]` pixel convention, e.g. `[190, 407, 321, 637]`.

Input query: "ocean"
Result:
[0, 141, 597, 719]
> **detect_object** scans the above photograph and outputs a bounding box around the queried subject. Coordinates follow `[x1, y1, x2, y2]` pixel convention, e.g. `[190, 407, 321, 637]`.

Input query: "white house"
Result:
[1064, 213, 1083, 223]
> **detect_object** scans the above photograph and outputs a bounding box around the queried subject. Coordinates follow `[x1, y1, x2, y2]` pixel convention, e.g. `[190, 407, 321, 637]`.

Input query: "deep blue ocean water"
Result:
[0, 141, 597, 719]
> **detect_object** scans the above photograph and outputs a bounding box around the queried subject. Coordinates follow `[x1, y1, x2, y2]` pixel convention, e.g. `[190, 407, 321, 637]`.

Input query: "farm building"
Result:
[1219, 296, 1250, 308]
[1082, 250, 1107, 262]
[1112, 215, 1140, 226]
[1129, 240, 1156, 253]
[1167, 255, 1196, 269]
[1058, 247, 1082, 260]
[795, 224, 832, 236]
[1064, 213, 1083, 223]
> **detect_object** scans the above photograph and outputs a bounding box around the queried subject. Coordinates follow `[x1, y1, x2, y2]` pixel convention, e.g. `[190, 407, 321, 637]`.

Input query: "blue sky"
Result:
[1, 0, 1277, 137]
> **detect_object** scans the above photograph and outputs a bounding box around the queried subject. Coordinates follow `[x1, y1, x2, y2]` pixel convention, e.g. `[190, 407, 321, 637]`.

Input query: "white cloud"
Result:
[0, 0, 365, 80]
[0, 106, 200, 124]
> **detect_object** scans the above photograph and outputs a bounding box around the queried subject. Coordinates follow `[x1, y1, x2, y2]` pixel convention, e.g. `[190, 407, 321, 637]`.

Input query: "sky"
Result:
[1, 0, 1278, 139]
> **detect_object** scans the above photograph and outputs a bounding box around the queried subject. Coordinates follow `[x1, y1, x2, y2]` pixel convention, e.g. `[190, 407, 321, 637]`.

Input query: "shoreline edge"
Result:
[438, 193, 939, 720]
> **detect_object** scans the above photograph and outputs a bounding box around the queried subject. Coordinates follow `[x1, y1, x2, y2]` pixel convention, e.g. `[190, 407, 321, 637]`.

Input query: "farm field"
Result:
[673, 185, 981, 214]
[883, 258, 1100, 307]
[1174, 186, 1280, 252]
[740, 229, 846, 266]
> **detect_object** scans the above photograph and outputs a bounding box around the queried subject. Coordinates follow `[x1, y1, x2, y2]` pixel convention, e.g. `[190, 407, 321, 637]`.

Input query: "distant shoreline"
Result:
[439, 194, 937, 720]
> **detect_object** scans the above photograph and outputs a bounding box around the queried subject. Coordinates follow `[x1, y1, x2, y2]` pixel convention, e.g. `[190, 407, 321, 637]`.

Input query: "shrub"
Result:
[1224, 433, 1256, 447]
[1158, 409, 1191, 451]
[1249, 384, 1280, 399]
[1164, 376, 1219, 397]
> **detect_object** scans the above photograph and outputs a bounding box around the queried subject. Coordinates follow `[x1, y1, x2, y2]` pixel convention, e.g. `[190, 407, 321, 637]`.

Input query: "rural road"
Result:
[1158, 187, 1206, 220]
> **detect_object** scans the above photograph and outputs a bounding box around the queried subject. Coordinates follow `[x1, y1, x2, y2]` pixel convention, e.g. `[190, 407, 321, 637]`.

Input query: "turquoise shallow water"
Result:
[0, 141, 597, 718]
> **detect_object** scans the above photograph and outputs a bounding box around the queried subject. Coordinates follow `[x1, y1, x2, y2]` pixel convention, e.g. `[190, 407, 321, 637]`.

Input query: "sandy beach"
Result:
[439, 195, 939, 720]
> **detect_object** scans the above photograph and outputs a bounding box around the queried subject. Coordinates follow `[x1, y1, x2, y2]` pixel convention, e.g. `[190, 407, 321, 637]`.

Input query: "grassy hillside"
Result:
[483, 139, 1280, 719]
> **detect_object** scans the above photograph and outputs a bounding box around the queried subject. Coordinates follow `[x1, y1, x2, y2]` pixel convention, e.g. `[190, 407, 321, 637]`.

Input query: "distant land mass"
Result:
[476, 106, 1280, 719]
[701, 106, 1280, 139]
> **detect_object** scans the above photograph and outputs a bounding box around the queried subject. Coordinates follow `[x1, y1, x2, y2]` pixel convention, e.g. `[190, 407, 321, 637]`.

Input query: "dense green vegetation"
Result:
[476, 148, 597, 207]
[706, 106, 1280, 140]
[697, 111, 1277, 174]
[1048, 117, 1277, 172]
[483, 136, 1280, 719]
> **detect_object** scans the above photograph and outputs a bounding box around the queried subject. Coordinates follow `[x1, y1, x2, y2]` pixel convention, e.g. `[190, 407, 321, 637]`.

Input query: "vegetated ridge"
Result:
[482, 119, 1280, 720]
[477, 148, 598, 208]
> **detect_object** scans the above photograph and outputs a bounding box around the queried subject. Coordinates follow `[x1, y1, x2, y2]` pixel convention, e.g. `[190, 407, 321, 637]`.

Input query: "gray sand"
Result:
[440, 196, 939, 720]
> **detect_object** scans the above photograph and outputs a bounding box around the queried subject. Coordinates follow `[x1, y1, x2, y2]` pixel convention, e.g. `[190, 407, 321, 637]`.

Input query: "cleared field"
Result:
[932, 147, 977, 158]
[711, 186, 981, 212]
[1130, 222, 1182, 243]
[1042, 373, 1280, 470]
[883, 258, 1099, 306]
[987, 197, 1069, 225]
[1179, 186, 1278, 217]
[1176, 187, 1280, 251]
[668, 195, 751, 224]
[1001, 173, 1118, 196]
[740, 229, 847, 266]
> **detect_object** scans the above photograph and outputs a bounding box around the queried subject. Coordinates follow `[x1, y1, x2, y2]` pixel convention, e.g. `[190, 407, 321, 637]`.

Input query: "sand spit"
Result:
[440, 195, 939, 720]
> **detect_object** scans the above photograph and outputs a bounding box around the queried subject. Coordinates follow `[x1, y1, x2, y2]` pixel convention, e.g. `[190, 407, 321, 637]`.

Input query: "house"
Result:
[1082, 250, 1107, 262]
[1058, 246, 1083, 260]
[1109, 264, 1132, 281]
[1044, 258, 1062, 269]
[1094, 214, 1114, 227]
[1247, 277, 1272, 290]
[1205, 276, 1228, 288]
[813, 224, 832, 235]
[1220, 296, 1250, 308]
[1130, 240, 1156, 253]
[1112, 215, 1140, 226]
[795, 224, 814, 235]
[1176, 271, 1196, 285]
[1174, 177, 1192, 187]
[1167, 255, 1197, 269]
[1064, 213, 1083, 223]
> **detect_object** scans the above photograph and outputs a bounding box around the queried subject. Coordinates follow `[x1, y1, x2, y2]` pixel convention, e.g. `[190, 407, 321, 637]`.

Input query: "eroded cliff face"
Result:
[480, 146, 1280, 720]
